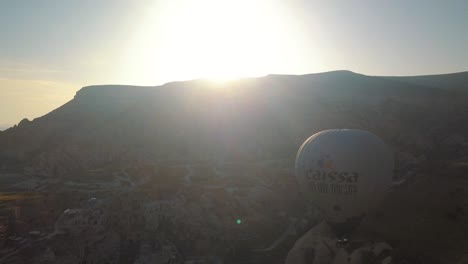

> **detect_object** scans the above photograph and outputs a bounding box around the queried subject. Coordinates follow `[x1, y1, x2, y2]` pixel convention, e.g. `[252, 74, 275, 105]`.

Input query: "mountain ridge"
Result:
[1, 70, 467, 171]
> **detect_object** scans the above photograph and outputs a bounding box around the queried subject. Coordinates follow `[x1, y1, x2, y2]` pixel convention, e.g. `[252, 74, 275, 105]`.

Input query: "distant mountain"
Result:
[1, 70, 467, 175]
[383, 71, 468, 93]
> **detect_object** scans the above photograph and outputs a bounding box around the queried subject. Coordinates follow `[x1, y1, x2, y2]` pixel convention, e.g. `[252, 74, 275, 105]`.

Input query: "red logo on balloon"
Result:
[317, 155, 334, 170]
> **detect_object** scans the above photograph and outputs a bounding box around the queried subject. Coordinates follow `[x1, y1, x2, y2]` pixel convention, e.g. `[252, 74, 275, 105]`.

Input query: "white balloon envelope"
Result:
[295, 129, 393, 225]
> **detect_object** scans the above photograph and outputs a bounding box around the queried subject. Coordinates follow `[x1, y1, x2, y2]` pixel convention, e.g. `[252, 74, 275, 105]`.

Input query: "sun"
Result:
[121, 0, 311, 85]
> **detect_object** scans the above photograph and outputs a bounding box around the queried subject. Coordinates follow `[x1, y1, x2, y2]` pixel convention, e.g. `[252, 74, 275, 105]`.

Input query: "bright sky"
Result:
[1, 0, 467, 129]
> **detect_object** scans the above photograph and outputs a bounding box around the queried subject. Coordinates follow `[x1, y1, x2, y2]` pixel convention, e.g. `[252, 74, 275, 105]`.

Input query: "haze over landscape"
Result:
[1, 1, 468, 264]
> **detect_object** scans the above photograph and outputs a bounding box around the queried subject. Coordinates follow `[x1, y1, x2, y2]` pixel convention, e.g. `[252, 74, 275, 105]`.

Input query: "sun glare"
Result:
[121, 0, 310, 85]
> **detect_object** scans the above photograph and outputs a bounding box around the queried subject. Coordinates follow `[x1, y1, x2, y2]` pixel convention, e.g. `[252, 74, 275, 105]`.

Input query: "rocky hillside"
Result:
[1, 70, 467, 176]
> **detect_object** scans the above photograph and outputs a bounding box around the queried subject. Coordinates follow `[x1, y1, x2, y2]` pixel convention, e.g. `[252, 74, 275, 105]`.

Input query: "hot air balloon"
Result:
[295, 129, 393, 236]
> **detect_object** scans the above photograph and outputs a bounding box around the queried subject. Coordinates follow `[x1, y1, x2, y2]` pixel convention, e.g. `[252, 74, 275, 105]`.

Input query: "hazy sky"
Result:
[1, 0, 467, 129]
